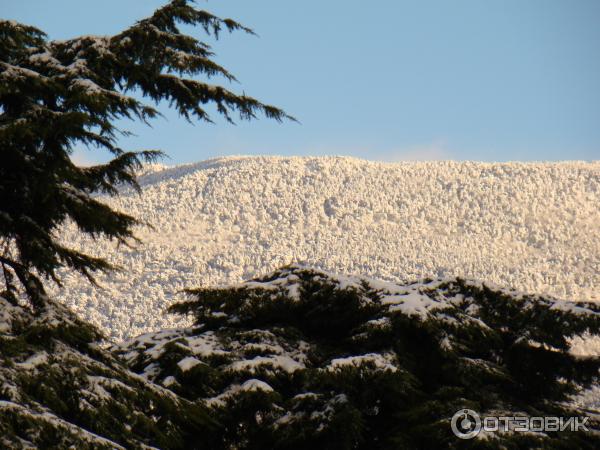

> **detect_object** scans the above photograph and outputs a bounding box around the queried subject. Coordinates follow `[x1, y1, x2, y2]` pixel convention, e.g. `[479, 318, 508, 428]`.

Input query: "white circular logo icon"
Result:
[451, 409, 481, 439]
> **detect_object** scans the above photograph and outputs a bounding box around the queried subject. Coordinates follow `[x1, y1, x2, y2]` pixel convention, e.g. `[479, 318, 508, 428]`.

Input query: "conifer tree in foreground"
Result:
[119, 266, 600, 449]
[0, 0, 292, 308]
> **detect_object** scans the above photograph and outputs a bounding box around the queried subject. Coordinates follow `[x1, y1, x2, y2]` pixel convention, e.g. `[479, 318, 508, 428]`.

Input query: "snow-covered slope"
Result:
[52, 156, 600, 341]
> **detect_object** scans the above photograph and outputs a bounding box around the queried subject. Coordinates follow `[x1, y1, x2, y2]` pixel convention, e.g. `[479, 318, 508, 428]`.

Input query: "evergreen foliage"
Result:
[2, 266, 599, 448]
[0, 0, 292, 307]
[117, 265, 600, 449]
[0, 294, 215, 448]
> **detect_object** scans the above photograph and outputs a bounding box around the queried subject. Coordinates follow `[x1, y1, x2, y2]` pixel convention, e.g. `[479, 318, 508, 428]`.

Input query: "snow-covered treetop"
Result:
[114, 265, 600, 448]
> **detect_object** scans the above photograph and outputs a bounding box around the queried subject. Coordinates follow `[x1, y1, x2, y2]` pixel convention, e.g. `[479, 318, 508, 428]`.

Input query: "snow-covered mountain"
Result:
[52, 156, 600, 341]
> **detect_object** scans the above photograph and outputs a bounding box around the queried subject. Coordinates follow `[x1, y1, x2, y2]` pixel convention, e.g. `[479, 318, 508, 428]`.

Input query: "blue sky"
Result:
[4, 0, 600, 163]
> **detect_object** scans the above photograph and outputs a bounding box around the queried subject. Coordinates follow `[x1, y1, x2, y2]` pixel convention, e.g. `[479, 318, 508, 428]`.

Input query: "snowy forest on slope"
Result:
[4, 0, 599, 446]
[51, 156, 600, 341]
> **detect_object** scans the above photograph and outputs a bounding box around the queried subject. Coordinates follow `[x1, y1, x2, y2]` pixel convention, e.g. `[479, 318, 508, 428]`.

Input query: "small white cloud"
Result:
[293, 140, 453, 162]
[383, 140, 452, 162]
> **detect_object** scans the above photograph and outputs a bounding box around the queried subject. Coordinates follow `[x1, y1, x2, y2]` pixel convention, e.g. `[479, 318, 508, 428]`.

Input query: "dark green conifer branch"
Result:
[0, 1, 293, 308]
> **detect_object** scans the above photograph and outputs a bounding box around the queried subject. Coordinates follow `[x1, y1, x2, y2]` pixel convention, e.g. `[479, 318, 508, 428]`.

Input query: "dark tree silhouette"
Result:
[0, 0, 293, 307]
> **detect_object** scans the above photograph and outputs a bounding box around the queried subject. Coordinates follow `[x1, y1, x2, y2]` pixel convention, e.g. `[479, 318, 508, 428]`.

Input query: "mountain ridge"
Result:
[51, 156, 600, 341]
